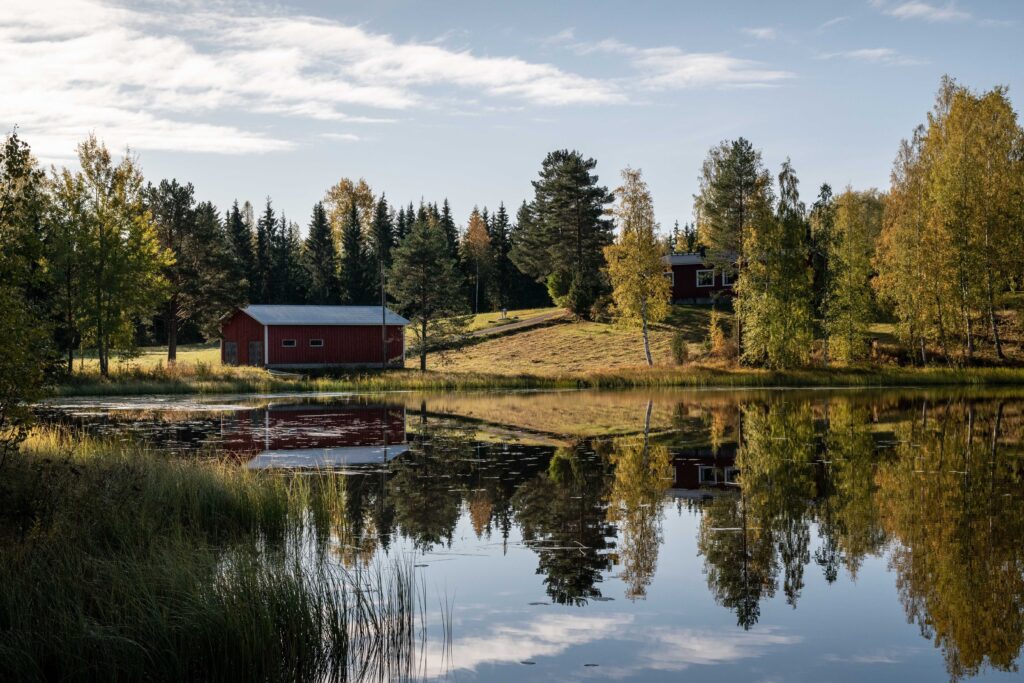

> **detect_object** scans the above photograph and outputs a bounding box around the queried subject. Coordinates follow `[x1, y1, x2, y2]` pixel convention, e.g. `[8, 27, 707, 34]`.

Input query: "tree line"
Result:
[692, 76, 1024, 368]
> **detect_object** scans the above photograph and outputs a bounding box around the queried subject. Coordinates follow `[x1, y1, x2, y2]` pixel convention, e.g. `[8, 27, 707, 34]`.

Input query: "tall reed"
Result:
[0, 428, 440, 682]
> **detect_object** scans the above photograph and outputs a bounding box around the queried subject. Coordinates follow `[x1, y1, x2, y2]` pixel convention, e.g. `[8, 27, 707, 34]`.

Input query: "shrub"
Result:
[670, 331, 690, 365]
[708, 309, 735, 359]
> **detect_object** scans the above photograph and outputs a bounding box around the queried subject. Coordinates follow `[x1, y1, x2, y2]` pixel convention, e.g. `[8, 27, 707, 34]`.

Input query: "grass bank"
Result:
[0, 429, 431, 682]
[50, 360, 1024, 397]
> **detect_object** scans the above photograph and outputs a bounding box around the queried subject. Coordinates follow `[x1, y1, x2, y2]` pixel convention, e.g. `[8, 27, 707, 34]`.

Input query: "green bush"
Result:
[671, 330, 690, 365]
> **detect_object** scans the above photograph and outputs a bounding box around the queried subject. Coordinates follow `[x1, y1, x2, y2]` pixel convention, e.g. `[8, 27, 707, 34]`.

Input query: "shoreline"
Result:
[49, 365, 1024, 397]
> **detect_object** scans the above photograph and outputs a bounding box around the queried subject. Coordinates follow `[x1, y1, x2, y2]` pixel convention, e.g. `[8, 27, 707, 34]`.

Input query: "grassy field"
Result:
[435, 306, 715, 376]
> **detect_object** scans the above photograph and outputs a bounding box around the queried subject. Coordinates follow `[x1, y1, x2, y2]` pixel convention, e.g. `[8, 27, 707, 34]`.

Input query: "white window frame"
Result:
[309, 338, 324, 348]
[721, 270, 734, 287]
[696, 269, 715, 288]
[281, 339, 297, 348]
[664, 270, 675, 287]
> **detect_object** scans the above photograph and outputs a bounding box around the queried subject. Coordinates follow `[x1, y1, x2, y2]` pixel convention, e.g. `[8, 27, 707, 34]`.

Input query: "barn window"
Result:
[722, 271, 734, 287]
[281, 339, 296, 348]
[309, 338, 324, 348]
[664, 271, 675, 287]
[696, 269, 715, 287]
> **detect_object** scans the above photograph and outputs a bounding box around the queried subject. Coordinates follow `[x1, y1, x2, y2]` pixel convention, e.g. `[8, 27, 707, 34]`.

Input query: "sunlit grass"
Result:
[0, 429, 435, 682]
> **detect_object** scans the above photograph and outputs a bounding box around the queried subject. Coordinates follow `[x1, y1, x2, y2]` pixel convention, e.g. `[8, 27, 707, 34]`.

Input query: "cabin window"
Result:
[698, 466, 719, 484]
[722, 270, 734, 287]
[309, 338, 324, 348]
[664, 271, 675, 287]
[696, 269, 715, 287]
[281, 339, 296, 348]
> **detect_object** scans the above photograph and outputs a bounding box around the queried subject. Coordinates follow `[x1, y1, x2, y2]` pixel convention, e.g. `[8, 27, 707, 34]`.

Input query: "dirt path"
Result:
[468, 309, 569, 338]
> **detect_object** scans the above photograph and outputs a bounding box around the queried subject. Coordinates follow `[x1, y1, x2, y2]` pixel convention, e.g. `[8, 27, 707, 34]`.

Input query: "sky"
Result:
[2, 0, 1022, 231]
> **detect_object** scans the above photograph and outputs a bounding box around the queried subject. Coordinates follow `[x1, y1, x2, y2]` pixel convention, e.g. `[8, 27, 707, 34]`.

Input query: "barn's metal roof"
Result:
[242, 305, 410, 326]
[664, 253, 709, 266]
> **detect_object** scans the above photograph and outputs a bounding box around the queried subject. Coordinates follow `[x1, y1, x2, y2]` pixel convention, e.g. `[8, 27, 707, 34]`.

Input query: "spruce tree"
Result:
[370, 194, 395, 296]
[303, 201, 341, 304]
[340, 201, 371, 304]
[225, 200, 255, 302]
[254, 200, 275, 303]
[488, 203, 514, 310]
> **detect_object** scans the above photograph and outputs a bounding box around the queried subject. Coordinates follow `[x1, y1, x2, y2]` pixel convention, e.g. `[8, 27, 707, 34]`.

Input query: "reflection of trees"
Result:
[387, 420, 474, 550]
[606, 402, 673, 600]
[816, 402, 885, 581]
[876, 401, 1024, 681]
[511, 444, 615, 605]
[697, 493, 778, 629]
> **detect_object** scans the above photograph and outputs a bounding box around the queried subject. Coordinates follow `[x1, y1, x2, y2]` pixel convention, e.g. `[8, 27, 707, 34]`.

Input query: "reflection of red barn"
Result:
[664, 253, 735, 303]
[667, 443, 739, 498]
[218, 403, 408, 468]
[220, 305, 409, 369]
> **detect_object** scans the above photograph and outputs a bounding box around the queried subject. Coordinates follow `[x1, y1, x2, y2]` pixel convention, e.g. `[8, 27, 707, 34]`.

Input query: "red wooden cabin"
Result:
[220, 305, 409, 369]
[664, 253, 735, 303]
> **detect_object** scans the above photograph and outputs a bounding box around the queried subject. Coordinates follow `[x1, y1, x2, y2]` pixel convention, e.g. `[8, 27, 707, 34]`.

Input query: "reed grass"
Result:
[50, 361, 1024, 397]
[0, 428, 436, 682]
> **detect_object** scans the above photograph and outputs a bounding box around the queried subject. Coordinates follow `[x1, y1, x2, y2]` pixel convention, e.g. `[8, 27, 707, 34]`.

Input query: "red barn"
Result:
[664, 253, 735, 303]
[220, 305, 409, 369]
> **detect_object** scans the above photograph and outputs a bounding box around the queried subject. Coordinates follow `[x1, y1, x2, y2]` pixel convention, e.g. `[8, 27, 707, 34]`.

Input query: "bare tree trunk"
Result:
[985, 275, 1004, 360]
[166, 298, 178, 365]
[641, 298, 653, 367]
[420, 318, 427, 372]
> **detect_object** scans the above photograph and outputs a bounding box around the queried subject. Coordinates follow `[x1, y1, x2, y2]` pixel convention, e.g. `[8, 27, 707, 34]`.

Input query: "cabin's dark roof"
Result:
[242, 305, 410, 326]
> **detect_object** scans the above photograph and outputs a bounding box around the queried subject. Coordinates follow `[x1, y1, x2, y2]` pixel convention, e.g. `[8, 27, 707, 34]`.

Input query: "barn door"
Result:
[224, 341, 238, 365]
[248, 341, 263, 367]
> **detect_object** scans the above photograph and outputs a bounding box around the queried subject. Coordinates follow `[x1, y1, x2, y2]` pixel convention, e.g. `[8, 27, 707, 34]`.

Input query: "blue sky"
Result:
[2, 0, 1021, 231]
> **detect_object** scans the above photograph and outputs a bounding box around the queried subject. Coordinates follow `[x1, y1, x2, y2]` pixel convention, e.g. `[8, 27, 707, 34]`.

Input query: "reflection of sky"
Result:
[384, 508, 964, 682]
[40, 393, 1021, 682]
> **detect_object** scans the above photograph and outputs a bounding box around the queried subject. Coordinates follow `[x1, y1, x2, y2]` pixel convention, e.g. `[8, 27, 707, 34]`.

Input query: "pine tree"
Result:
[604, 167, 671, 366]
[395, 205, 409, 244]
[509, 200, 551, 309]
[340, 201, 371, 304]
[695, 137, 772, 348]
[303, 201, 341, 304]
[387, 213, 469, 371]
[512, 149, 614, 317]
[146, 180, 242, 361]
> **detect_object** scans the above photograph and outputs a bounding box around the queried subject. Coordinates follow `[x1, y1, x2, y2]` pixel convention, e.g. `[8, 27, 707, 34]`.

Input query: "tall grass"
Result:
[51, 361, 1024, 398]
[0, 429, 439, 682]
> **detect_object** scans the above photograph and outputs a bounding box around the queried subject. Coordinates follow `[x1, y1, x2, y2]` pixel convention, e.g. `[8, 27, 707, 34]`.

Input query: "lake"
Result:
[40, 388, 1024, 682]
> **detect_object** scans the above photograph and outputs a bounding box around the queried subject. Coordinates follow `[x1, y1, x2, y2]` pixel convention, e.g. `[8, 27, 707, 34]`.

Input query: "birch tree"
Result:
[604, 167, 671, 366]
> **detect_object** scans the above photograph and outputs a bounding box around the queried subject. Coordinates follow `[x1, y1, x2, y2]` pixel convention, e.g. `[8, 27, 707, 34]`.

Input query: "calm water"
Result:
[42, 388, 1024, 682]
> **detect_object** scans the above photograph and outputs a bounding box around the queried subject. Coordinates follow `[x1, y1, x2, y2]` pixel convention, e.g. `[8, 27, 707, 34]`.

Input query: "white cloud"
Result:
[0, 0, 621, 160]
[320, 133, 360, 143]
[817, 16, 850, 30]
[875, 1, 971, 22]
[742, 27, 777, 40]
[818, 47, 926, 66]
[566, 38, 793, 89]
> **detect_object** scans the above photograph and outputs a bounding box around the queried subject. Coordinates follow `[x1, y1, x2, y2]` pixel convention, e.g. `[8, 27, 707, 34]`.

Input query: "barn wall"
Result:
[221, 311, 265, 366]
[266, 324, 405, 366]
[671, 263, 734, 301]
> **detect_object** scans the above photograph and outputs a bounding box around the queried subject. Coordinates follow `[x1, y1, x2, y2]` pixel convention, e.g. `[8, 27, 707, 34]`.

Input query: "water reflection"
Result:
[40, 390, 1024, 681]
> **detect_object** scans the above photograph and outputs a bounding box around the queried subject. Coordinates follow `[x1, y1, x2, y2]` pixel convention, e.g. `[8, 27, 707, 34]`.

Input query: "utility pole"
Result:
[380, 255, 387, 369]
